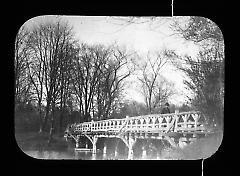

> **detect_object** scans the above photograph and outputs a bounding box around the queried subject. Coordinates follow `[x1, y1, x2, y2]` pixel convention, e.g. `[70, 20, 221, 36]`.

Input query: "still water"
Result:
[24, 143, 164, 160]
[24, 138, 169, 160]
[24, 150, 151, 160]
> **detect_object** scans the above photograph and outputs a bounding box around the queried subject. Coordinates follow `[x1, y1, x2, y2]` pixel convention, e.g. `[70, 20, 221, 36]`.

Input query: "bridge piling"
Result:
[127, 136, 136, 160]
[114, 139, 120, 158]
[75, 135, 80, 148]
[142, 145, 147, 159]
[103, 143, 107, 154]
[92, 136, 98, 154]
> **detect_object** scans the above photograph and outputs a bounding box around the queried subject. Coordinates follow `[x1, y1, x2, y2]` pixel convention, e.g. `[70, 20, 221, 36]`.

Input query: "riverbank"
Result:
[161, 130, 223, 159]
[15, 131, 70, 152]
[15, 130, 223, 160]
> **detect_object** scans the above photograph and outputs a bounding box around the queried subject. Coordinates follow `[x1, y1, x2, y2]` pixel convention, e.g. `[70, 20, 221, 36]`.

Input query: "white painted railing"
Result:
[72, 111, 205, 134]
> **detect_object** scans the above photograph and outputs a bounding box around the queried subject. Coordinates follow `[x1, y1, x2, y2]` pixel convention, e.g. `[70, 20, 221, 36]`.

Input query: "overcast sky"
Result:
[25, 15, 200, 106]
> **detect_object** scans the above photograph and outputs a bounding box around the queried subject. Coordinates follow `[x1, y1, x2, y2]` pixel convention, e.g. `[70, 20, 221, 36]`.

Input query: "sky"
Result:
[25, 15, 200, 106]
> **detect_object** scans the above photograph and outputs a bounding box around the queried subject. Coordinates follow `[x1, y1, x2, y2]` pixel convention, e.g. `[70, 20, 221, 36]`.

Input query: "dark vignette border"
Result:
[9, 1, 229, 176]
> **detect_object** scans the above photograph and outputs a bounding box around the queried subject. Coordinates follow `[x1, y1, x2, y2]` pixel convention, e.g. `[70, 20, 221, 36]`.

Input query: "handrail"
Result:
[66, 111, 205, 135]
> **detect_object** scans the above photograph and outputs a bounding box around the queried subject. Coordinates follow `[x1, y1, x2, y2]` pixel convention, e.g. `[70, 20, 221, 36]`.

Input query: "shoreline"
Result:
[15, 131, 71, 152]
[15, 130, 223, 160]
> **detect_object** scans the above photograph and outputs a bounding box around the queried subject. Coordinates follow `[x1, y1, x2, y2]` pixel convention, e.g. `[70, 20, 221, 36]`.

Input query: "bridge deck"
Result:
[65, 111, 211, 138]
[64, 111, 212, 158]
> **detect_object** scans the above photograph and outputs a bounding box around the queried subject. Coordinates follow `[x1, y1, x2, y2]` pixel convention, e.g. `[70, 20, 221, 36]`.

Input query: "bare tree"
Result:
[106, 17, 172, 35]
[57, 43, 76, 133]
[70, 43, 134, 121]
[15, 25, 32, 108]
[26, 51, 45, 133]
[70, 43, 107, 122]
[135, 51, 174, 113]
[151, 76, 175, 111]
[95, 45, 133, 120]
[26, 19, 75, 143]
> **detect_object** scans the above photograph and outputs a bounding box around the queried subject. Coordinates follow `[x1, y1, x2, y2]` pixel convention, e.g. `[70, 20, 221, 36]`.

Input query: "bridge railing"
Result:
[71, 111, 205, 134]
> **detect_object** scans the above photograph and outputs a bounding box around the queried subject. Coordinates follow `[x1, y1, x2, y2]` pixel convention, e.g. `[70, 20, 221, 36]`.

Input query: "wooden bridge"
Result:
[64, 111, 210, 159]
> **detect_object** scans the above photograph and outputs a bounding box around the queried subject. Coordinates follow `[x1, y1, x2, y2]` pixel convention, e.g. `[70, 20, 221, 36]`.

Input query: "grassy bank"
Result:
[15, 131, 70, 152]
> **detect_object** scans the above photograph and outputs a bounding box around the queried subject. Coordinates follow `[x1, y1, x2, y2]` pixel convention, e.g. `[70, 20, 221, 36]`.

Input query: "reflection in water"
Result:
[23, 132, 222, 160]
[142, 149, 147, 159]
[25, 149, 160, 160]
[102, 152, 107, 160]
[26, 150, 75, 159]
[25, 150, 129, 160]
[92, 153, 96, 160]
[25, 137, 164, 160]
[25, 139, 160, 160]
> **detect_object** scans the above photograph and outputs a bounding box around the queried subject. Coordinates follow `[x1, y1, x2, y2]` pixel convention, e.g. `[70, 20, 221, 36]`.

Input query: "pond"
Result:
[20, 131, 223, 160]
[17, 132, 166, 160]
[24, 149, 158, 160]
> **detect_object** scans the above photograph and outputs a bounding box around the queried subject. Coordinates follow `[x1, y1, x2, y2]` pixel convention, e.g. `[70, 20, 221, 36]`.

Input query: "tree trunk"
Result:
[47, 118, 54, 146]
[42, 105, 50, 132]
[38, 110, 43, 133]
[48, 106, 55, 146]
[59, 110, 64, 134]
[42, 97, 51, 132]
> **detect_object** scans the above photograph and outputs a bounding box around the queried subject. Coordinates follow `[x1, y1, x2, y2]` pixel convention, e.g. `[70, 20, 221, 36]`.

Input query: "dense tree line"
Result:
[14, 19, 135, 144]
[112, 16, 224, 128]
[170, 16, 224, 128]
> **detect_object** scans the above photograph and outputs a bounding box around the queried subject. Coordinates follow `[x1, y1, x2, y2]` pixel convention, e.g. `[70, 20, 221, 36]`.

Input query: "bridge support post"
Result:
[127, 136, 136, 160]
[114, 145, 118, 158]
[174, 115, 179, 132]
[102, 142, 107, 159]
[75, 135, 80, 148]
[92, 136, 98, 154]
[142, 146, 147, 159]
[103, 142, 107, 154]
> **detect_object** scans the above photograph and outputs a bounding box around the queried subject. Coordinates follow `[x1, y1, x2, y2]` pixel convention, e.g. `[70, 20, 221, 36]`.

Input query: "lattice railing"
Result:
[68, 111, 205, 135]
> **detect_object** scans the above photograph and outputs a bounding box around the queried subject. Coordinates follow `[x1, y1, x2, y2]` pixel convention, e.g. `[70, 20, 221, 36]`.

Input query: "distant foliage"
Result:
[177, 103, 193, 112]
[15, 101, 77, 133]
[109, 100, 148, 118]
[15, 102, 39, 132]
[171, 16, 224, 128]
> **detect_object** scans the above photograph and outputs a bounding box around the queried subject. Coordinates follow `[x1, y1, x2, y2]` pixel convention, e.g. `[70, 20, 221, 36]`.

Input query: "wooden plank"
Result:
[75, 148, 93, 151]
